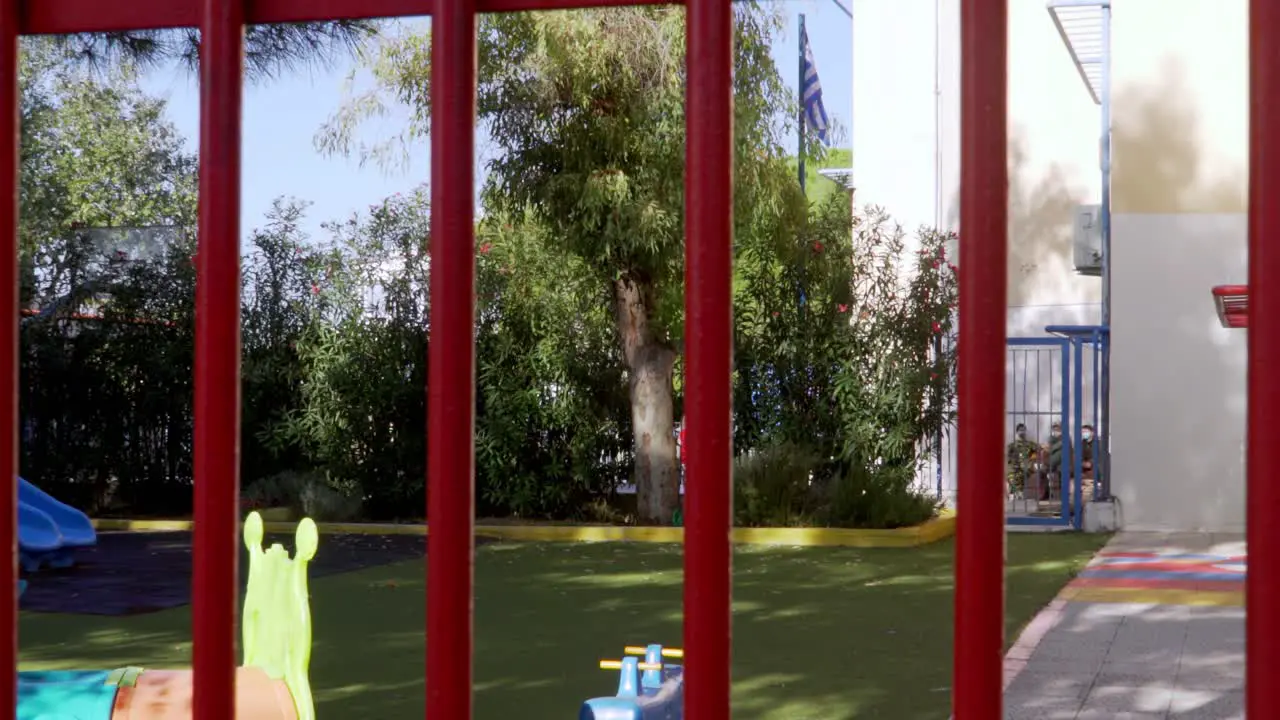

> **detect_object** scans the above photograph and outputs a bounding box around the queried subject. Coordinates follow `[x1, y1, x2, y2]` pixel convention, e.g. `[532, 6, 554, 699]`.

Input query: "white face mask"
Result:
[1082, 432, 1093, 441]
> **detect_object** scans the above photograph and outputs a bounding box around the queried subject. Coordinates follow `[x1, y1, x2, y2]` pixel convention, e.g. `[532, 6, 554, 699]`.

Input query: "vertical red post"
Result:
[683, 0, 734, 715]
[426, 0, 477, 716]
[1247, 0, 1280, 714]
[193, 0, 244, 716]
[954, 0, 1007, 718]
[0, 0, 16, 715]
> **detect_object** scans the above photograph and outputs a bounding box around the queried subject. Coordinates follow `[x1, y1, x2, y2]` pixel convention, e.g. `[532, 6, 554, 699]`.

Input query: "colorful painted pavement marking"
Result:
[1060, 551, 1246, 606]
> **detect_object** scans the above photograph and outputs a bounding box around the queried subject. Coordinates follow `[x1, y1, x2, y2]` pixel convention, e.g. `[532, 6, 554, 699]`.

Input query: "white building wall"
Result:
[1108, 0, 1247, 532]
[853, 0, 1104, 507]
[856, 0, 1250, 531]
[853, 0, 1101, 335]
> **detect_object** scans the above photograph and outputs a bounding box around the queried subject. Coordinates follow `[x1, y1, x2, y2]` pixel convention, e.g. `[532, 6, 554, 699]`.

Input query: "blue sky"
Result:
[138, 1, 852, 244]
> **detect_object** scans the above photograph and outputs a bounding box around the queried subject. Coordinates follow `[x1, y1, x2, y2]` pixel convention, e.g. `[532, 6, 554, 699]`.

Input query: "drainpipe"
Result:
[1098, 2, 1112, 500]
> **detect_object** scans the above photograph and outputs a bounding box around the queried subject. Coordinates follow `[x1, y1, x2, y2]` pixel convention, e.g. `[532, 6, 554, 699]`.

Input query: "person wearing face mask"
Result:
[1044, 421, 1072, 502]
[1080, 424, 1096, 491]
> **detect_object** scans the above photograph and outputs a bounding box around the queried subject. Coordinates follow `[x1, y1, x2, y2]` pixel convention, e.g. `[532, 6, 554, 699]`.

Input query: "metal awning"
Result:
[1047, 0, 1108, 106]
[818, 168, 853, 190]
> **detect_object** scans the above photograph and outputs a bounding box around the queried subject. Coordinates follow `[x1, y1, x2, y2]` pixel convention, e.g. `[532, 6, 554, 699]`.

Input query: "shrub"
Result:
[733, 196, 957, 529]
[732, 443, 824, 527]
[824, 462, 941, 529]
[242, 471, 364, 523]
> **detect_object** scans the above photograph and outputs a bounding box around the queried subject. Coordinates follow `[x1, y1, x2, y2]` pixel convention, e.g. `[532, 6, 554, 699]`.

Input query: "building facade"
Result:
[852, 0, 1247, 530]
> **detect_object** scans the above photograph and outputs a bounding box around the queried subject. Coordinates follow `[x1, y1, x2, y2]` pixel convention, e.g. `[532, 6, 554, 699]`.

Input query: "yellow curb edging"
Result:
[1059, 585, 1244, 607]
[93, 510, 956, 548]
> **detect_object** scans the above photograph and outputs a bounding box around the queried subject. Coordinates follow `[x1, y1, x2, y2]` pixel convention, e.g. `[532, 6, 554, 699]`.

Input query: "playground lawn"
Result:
[17, 533, 1106, 719]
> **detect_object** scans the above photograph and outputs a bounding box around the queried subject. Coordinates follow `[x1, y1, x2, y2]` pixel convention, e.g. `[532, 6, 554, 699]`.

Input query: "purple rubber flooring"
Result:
[20, 531, 449, 616]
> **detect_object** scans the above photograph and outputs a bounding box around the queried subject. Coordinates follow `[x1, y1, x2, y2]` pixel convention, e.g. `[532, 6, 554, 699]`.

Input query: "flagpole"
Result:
[798, 13, 807, 193]
[798, 14, 810, 320]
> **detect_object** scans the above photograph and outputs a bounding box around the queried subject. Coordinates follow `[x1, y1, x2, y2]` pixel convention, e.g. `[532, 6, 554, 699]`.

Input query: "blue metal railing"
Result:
[917, 324, 1107, 530]
[1046, 325, 1109, 503]
[1005, 337, 1074, 527]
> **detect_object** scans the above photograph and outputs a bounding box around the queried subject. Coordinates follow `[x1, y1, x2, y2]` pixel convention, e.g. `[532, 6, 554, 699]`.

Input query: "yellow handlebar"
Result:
[623, 646, 684, 659]
[600, 660, 663, 671]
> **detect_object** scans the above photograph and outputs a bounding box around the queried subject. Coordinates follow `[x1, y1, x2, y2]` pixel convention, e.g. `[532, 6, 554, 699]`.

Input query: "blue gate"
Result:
[1006, 326, 1106, 530]
[1005, 337, 1075, 528]
[914, 325, 1106, 530]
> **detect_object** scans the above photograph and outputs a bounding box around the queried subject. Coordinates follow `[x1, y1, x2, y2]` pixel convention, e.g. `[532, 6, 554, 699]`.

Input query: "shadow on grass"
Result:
[17, 533, 1107, 719]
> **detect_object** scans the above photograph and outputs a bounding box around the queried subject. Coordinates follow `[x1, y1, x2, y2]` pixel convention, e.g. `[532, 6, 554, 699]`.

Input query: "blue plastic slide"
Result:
[18, 477, 96, 571]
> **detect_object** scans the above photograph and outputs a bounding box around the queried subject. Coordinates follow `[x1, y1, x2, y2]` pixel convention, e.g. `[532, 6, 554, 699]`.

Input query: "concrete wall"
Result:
[1109, 0, 1247, 531]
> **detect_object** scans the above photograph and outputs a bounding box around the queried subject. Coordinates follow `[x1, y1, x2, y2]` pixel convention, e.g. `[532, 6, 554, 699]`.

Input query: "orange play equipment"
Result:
[16, 512, 317, 720]
[104, 667, 298, 719]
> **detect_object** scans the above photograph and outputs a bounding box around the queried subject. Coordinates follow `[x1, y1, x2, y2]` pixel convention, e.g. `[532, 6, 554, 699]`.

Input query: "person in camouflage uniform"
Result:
[1006, 423, 1040, 497]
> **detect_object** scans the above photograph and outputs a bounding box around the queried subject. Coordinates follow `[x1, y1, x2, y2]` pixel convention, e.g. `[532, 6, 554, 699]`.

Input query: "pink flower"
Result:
[837, 304, 848, 313]
[479, 243, 493, 255]
[771, 311, 780, 317]
[812, 241, 825, 253]
[932, 259, 941, 269]
[311, 285, 320, 295]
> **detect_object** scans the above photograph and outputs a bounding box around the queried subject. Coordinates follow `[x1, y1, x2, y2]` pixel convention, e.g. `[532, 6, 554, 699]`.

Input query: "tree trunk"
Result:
[614, 275, 679, 524]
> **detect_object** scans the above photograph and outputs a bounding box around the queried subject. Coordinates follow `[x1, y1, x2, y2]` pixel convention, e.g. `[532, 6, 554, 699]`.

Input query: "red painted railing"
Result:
[1, 0, 1274, 719]
[0, 1, 15, 716]
[426, 0, 478, 713]
[1249, 0, 1280, 716]
[190, 0, 245, 717]
[954, 0, 1006, 717]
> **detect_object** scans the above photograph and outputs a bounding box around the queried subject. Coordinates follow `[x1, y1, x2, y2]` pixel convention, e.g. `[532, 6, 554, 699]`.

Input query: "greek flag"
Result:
[801, 27, 830, 145]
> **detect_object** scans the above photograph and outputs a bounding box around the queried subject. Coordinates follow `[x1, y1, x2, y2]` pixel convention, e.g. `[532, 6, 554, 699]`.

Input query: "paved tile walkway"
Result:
[1003, 532, 1245, 719]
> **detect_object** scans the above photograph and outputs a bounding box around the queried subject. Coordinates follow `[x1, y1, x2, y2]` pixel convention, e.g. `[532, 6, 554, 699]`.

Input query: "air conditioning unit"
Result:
[1072, 204, 1103, 276]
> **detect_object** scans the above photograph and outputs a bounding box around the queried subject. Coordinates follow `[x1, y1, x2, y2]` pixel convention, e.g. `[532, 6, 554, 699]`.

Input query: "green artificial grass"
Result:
[18, 533, 1107, 719]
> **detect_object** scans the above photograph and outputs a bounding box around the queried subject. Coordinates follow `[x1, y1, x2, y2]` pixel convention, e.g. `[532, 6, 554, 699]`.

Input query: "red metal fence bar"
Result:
[191, 0, 246, 716]
[0, 0, 16, 714]
[426, 0, 478, 716]
[682, 0, 734, 715]
[1248, 0, 1280, 714]
[954, 0, 1007, 717]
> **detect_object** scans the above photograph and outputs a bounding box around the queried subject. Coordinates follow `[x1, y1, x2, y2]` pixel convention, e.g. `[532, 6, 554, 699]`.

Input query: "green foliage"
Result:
[18, 42, 199, 513]
[318, 4, 801, 523]
[826, 462, 942, 529]
[20, 23, 958, 529]
[732, 443, 822, 528]
[258, 190, 431, 518]
[734, 194, 957, 528]
[242, 471, 363, 523]
[48, 22, 376, 81]
[474, 215, 631, 518]
[831, 211, 957, 487]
